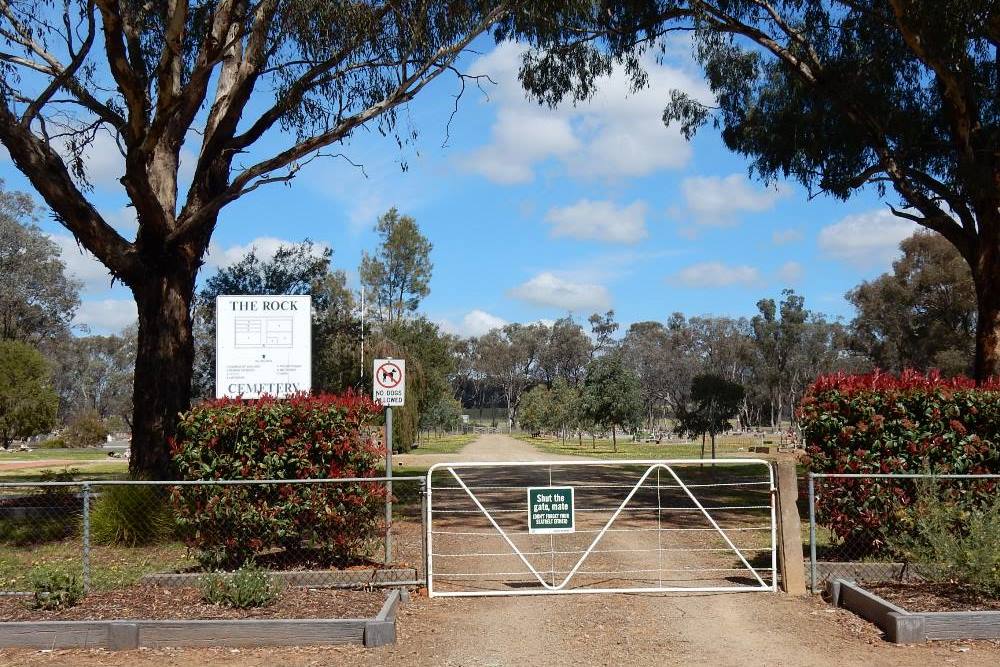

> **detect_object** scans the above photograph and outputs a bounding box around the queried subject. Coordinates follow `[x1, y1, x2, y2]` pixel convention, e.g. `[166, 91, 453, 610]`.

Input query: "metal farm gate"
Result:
[425, 459, 777, 597]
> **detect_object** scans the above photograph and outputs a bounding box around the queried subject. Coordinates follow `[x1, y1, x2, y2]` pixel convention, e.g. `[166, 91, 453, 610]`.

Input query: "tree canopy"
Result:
[514, 0, 1000, 381]
[0, 0, 527, 477]
[0, 340, 58, 448]
[0, 182, 80, 342]
[360, 208, 433, 326]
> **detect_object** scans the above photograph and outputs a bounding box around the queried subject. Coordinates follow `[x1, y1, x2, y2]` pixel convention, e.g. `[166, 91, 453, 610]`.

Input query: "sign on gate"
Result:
[528, 487, 575, 534]
[373, 358, 405, 406]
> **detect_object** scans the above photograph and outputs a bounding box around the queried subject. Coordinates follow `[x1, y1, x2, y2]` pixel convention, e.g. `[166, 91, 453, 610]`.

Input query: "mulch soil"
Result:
[0, 586, 385, 622]
[864, 581, 1000, 613]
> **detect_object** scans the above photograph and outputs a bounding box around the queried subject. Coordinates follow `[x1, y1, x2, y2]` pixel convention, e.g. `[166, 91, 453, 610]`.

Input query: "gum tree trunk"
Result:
[128, 267, 197, 479]
[973, 237, 1000, 382]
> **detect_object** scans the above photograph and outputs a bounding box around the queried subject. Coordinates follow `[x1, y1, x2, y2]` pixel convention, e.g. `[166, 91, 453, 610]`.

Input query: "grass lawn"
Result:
[408, 433, 476, 455]
[0, 461, 129, 481]
[0, 448, 113, 461]
[514, 434, 767, 461]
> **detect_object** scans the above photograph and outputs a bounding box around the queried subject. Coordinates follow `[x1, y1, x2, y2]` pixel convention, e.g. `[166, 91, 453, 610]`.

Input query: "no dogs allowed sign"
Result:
[528, 487, 575, 534]
[373, 358, 405, 406]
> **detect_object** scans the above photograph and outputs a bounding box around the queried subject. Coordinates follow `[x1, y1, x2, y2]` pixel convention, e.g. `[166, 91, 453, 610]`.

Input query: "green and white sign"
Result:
[527, 487, 575, 534]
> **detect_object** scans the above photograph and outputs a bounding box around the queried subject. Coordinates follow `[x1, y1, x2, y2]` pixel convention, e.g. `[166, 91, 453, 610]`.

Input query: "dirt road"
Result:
[394, 433, 591, 468]
[3, 435, 998, 666]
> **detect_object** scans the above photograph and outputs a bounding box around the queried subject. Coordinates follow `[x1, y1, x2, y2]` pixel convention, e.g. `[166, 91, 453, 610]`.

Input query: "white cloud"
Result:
[818, 209, 915, 267]
[461, 42, 710, 184]
[772, 228, 804, 245]
[508, 272, 612, 311]
[544, 199, 648, 244]
[73, 298, 137, 334]
[439, 309, 508, 337]
[48, 233, 115, 294]
[204, 237, 330, 270]
[776, 260, 804, 284]
[670, 261, 762, 288]
[680, 173, 789, 226]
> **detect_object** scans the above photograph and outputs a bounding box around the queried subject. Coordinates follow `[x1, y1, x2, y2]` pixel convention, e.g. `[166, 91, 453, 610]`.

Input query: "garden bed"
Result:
[828, 578, 1000, 643]
[0, 585, 384, 621]
[0, 586, 404, 649]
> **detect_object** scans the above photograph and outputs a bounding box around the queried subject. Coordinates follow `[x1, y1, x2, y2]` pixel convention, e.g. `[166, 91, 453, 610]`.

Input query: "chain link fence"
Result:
[0, 477, 427, 596]
[807, 472, 1000, 592]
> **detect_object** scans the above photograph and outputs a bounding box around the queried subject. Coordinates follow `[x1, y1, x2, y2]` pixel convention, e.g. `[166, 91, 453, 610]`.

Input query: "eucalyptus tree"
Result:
[360, 208, 433, 326]
[0, 0, 522, 476]
[513, 0, 1000, 381]
[0, 183, 80, 342]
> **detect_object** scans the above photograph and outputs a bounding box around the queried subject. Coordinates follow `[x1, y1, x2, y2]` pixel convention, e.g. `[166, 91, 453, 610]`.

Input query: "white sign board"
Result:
[215, 295, 311, 399]
[373, 358, 405, 406]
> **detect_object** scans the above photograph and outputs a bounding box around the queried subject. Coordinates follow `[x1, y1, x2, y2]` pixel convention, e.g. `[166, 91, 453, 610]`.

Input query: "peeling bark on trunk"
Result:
[973, 238, 1000, 382]
[128, 268, 196, 479]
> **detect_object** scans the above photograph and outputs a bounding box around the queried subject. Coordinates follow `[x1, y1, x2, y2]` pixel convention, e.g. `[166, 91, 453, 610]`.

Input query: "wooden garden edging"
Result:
[0, 588, 406, 650]
[828, 579, 1000, 644]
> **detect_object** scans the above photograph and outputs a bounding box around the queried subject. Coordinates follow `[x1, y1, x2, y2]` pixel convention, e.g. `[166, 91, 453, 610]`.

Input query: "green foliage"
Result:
[581, 355, 643, 450]
[0, 182, 81, 341]
[200, 564, 282, 609]
[889, 487, 1000, 598]
[171, 393, 385, 569]
[675, 374, 745, 457]
[360, 208, 433, 325]
[848, 231, 976, 376]
[30, 568, 83, 610]
[420, 393, 463, 433]
[90, 485, 174, 547]
[62, 411, 109, 448]
[0, 340, 59, 448]
[800, 371, 1000, 554]
[35, 437, 67, 449]
[518, 385, 552, 434]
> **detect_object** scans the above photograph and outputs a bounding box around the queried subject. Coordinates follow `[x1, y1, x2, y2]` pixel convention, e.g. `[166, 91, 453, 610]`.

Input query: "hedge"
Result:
[799, 370, 1000, 555]
[170, 392, 385, 569]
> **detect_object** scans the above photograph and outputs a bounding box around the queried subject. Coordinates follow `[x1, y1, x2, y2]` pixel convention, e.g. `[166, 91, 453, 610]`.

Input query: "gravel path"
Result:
[395, 433, 590, 468]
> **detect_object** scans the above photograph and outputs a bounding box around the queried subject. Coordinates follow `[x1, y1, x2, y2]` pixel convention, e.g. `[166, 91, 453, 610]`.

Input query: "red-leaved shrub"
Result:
[799, 370, 1000, 555]
[170, 393, 385, 569]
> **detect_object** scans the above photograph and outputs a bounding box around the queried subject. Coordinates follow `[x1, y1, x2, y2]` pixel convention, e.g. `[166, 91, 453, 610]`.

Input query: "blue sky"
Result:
[0, 39, 918, 337]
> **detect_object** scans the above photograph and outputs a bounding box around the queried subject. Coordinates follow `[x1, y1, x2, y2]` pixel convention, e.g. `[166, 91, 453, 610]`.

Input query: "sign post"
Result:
[373, 358, 405, 564]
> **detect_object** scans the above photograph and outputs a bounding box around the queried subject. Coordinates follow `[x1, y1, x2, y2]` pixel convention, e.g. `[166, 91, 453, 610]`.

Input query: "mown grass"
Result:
[514, 434, 767, 461]
[408, 433, 476, 455]
[0, 448, 113, 461]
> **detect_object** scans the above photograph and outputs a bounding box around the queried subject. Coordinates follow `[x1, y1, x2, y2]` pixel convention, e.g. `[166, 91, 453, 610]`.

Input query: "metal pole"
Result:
[420, 479, 428, 587]
[808, 474, 817, 594]
[81, 483, 91, 593]
[385, 406, 393, 564]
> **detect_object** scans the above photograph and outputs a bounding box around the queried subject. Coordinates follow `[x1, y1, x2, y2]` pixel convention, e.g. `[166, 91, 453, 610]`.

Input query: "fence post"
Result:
[774, 460, 806, 594]
[808, 474, 817, 593]
[420, 478, 428, 587]
[81, 483, 91, 593]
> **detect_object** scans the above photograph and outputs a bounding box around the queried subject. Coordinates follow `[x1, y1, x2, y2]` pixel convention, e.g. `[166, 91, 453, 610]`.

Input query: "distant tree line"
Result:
[0, 174, 979, 450]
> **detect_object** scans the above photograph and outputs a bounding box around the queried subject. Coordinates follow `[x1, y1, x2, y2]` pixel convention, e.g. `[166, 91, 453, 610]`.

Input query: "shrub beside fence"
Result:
[0, 478, 426, 597]
[799, 371, 1000, 557]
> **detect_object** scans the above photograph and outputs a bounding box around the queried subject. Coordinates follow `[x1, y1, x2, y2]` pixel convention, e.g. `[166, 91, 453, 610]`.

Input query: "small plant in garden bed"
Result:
[200, 564, 282, 609]
[171, 392, 385, 569]
[888, 487, 1000, 598]
[30, 568, 83, 610]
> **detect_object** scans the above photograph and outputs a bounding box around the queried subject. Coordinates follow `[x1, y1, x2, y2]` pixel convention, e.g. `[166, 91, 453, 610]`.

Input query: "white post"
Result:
[385, 406, 393, 564]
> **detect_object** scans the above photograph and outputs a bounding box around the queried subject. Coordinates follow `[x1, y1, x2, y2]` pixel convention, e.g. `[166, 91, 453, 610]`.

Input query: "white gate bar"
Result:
[427, 458, 776, 597]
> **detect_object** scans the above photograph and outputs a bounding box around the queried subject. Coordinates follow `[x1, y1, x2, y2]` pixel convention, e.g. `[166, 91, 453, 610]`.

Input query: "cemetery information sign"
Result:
[527, 487, 575, 534]
[215, 295, 311, 399]
[373, 358, 405, 406]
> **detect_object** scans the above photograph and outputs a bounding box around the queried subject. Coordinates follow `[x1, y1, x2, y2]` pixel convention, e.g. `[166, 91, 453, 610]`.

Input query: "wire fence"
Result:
[427, 459, 776, 596]
[0, 477, 427, 596]
[807, 472, 1000, 592]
